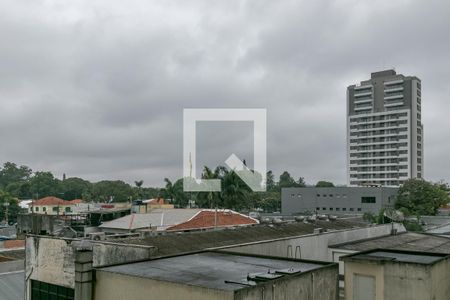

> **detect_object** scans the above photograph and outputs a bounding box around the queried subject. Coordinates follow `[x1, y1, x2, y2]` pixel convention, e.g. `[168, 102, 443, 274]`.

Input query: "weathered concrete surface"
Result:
[26, 237, 76, 289]
[25, 236, 157, 299]
[17, 214, 64, 237]
[94, 264, 339, 300]
[344, 255, 450, 300]
[222, 223, 405, 262]
[94, 271, 234, 300]
[91, 241, 157, 267]
[234, 265, 338, 300]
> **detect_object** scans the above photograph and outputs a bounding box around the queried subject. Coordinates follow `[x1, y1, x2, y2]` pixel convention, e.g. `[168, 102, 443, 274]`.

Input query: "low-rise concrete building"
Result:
[282, 187, 398, 215]
[28, 197, 83, 215]
[94, 251, 339, 300]
[341, 249, 450, 300]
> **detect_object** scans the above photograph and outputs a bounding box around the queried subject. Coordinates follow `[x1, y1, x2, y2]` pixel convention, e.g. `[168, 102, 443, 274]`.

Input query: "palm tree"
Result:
[134, 180, 144, 200]
[197, 166, 221, 208]
[222, 171, 249, 210]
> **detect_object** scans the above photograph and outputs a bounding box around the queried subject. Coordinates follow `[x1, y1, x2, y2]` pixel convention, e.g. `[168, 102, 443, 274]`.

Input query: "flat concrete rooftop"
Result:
[97, 251, 333, 291]
[341, 249, 449, 265]
[330, 232, 450, 253]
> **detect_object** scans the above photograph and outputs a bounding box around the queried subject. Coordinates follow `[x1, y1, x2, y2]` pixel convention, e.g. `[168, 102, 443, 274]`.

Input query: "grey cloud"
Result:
[0, 0, 449, 186]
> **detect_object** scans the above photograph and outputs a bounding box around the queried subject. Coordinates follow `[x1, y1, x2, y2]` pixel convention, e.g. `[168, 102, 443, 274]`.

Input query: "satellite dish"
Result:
[383, 208, 404, 222]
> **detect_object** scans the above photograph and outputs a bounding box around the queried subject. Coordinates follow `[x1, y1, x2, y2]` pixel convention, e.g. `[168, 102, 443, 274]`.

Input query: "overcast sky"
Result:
[1, 0, 450, 187]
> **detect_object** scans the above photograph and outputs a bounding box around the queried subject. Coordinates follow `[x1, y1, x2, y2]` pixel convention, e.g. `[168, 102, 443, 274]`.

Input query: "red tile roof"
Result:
[3, 239, 25, 249]
[70, 199, 83, 204]
[147, 198, 168, 205]
[29, 196, 72, 206]
[166, 210, 258, 231]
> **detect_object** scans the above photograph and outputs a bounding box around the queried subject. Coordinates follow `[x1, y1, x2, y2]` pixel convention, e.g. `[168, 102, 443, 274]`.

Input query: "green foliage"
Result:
[0, 190, 21, 224]
[0, 160, 309, 215]
[91, 180, 133, 202]
[0, 162, 32, 189]
[59, 177, 92, 200]
[403, 220, 423, 232]
[315, 181, 335, 187]
[395, 179, 448, 216]
[29, 171, 60, 198]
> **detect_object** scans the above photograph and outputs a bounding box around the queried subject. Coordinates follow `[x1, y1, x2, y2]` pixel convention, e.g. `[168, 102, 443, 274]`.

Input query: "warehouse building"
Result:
[282, 187, 398, 215]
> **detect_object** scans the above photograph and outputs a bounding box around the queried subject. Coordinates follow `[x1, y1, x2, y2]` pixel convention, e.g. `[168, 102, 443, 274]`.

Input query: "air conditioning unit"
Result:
[89, 232, 106, 241]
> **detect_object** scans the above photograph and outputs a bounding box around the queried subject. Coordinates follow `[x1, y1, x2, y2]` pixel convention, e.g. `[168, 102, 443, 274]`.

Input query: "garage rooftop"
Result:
[340, 249, 449, 265]
[97, 251, 334, 291]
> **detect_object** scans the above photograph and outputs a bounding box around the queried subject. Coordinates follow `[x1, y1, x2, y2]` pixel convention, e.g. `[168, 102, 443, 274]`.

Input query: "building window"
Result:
[336, 208, 340, 211]
[291, 194, 295, 197]
[349, 208, 354, 211]
[322, 207, 326, 210]
[317, 194, 320, 197]
[52, 207, 59, 212]
[323, 194, 327, 197]
[316, 207, 320, 211]
[329, 194, 333, 197]
[329, 208, 333, 211]
[357, 208, 362, 211]
[42, 207, 46, 212]
[35, 207, 39, 212]
[65, 207, 71, 213]
[361, 196, 376, 204]
[31, 280, 75, 300]
[343, 208, 347, 211]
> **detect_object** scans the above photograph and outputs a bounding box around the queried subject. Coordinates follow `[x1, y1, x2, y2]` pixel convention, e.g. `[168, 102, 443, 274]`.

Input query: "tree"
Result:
[59, 177, 92, 200]
[0, 190, 20, 224]
[266, 171, 276, 192]
[0, 162, 32, 189]
[278, 171, 305, 189]
[134, 180, 144, 200]
[315, 181, 335, 187]
[196, 167, 221, 208]
[278, 171, 297, 188]
[395, 179, 448, 216]
[91, 180, 133, 202]
[29, 171, 60, 198]
[222, 171, 249, 210]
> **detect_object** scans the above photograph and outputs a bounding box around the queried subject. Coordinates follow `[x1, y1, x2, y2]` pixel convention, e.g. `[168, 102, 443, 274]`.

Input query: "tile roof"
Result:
[166, 210, 258, 231]
[29, 197, 72, 206]
[114, 218, 367, 256]
[99, 209, 202, 230]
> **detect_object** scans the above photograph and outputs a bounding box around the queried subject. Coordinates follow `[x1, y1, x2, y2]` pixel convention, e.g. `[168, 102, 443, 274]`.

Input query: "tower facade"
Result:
[347, 70, 423, 186]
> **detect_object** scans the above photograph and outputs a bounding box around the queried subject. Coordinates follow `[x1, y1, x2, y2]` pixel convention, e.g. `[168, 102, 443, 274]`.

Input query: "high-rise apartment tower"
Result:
[347, 70, 423, 186]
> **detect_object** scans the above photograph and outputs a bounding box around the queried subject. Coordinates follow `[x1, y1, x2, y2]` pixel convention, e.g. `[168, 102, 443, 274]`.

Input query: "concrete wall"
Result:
[91, 241, 156, 267]
[430, 257, 450, 300]
[94, 270, 234, 300]
[344, 257, 450, 300]
[17, 214, 64, 236]
[344, 261, 385, 300]
[222, 223, 405, 262]
[282, 187, 398, 215]
[25, 236, 157, 300]
[234, 265, 338, 300]
[94, 264, 338, 300]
